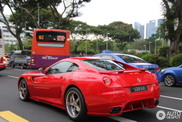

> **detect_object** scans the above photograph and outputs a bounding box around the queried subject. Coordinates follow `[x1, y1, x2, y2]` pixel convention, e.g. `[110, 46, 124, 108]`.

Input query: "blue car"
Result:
[93, 51, 161, 82]
[160, 65, 182, 87]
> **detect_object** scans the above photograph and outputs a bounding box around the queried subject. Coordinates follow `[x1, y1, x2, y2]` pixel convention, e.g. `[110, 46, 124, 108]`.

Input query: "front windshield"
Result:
[82, 59, 124, 71]
[117, 55, 147, 63]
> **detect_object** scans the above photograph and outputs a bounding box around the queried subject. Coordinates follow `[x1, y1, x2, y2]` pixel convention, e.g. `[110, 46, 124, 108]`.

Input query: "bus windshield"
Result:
[37, 31, 66, 43]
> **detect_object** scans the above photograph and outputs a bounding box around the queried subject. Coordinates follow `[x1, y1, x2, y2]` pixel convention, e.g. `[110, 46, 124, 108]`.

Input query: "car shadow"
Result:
[25, 99, 119, 122]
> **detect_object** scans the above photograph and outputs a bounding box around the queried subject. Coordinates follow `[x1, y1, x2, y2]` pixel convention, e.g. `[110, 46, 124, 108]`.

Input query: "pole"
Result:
[155, 40, 156, 54]
[37, 2, 40, 27]
[149, 42, 151, 53]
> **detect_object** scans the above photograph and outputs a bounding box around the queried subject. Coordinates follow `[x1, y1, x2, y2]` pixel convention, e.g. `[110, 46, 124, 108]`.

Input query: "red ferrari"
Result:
[18, 57, 160, 121]
[0, 57, 6, 71]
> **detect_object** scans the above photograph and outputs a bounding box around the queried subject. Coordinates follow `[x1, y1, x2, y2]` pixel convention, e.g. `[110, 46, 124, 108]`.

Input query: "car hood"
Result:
[128, 63, 159, 69]
[20, 72, 45, 77]
[162, 67, 178, 72]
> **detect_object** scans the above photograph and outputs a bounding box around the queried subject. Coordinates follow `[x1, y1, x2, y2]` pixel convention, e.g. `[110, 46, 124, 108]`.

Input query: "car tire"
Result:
[65, 87, 87, 122]
[11, 62, 15, 68]
[18, 79, 30, 101]
[164, 74, 176, 87]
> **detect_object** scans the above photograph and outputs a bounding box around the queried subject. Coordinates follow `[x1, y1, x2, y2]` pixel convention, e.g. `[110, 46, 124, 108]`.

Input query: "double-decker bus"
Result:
[0, 28, 4, 58]
[31, 29, 70, 68]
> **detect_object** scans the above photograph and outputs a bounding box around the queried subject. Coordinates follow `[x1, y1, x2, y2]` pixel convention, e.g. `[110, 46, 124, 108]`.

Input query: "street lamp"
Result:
[155, 40, 157, 54]
[37, 2, 40, 27]
[106, 33, 110, 50]
[85, 29, 90, 56]
[144, 45, 146, 52]
[149, 42, 152, 53]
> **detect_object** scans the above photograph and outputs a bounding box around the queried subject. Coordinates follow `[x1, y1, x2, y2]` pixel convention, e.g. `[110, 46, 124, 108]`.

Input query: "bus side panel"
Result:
[31, 54, 69, 69]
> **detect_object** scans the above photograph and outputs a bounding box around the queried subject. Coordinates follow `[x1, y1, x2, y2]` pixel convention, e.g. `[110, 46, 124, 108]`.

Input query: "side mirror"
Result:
[38, 67, 44, 73]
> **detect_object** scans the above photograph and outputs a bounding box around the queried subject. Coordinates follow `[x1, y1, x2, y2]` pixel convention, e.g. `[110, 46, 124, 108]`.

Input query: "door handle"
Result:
[59, 76, 63, 79]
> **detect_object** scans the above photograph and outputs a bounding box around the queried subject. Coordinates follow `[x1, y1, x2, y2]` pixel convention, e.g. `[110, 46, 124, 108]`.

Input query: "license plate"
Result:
[130, 85, 148, 92]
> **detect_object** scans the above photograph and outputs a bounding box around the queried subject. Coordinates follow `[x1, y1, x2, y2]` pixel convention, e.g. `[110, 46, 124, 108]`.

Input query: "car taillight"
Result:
[31, 58, 34, 63]
[2, 57, 7, 64]
[0, 57, 2, 63]
[103, 77, 112, 86]
[152, 74, 157, 79]
[155, 68, 160, 71]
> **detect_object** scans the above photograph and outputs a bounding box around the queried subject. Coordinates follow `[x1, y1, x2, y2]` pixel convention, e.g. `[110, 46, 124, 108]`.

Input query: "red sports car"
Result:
[18, 57, 160, 121]
[0, 57, 6, 71]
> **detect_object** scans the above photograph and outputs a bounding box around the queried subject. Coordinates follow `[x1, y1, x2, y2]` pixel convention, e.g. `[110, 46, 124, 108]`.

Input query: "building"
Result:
[0, 14, 18, 45]
[146, 20, 157, 39]
[157, 19, 165, 27]
[133, 22, 144, 40]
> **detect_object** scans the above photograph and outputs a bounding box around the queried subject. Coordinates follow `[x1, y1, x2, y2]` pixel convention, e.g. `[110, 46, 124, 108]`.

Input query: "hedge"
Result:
[170, 54, 182, 67]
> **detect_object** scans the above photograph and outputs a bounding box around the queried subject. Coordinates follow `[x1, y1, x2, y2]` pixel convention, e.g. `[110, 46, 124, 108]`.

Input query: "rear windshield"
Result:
[117, 55, 147, 63]
[82, 59, 124, 71]
[36, 31, 66, 43]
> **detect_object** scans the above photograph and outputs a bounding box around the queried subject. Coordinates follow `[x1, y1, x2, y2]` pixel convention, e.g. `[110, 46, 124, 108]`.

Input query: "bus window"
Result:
[36, 31, 66, 43]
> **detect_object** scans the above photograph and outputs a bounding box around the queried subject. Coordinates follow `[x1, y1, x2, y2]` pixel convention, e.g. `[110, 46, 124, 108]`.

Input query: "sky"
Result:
[4, 0, 163, 26]
[74, 0, 163, 26]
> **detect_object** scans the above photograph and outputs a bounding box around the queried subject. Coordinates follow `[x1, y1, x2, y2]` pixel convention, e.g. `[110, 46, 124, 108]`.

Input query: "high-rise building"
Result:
[133, 22, 144, 40]
[0, 14, 18, 45]
[146, 20, 157, 39]
[157, 19, 165, 27]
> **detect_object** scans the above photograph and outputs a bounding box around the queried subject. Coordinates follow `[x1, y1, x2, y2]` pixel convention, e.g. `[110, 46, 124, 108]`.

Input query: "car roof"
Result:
[97, 52, 139, 58]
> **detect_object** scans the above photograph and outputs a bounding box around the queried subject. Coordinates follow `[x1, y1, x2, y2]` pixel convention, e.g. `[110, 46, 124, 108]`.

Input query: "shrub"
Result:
[159, 46, 170, 58]
[170, 54, 182, 67]
[157, 57, 170, 67]
[141, 54, 158, 64]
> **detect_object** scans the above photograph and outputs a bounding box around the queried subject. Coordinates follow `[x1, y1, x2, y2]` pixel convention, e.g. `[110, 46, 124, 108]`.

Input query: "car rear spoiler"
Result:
[99, 69, 148, 74]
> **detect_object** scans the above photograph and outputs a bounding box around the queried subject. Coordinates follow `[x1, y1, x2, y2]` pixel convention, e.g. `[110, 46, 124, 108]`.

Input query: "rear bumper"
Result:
[85, 84, 160, 116]
[0, 63, 6, 71]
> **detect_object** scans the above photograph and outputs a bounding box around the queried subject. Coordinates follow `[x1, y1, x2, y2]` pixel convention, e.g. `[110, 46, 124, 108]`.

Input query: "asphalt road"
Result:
[0, 67, 182, 122]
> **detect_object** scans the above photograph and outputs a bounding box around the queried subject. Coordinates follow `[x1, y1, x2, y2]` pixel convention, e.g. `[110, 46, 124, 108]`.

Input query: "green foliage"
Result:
[22, 37, 32, 50]
[141, 54, 158, 64]
[170, 54, 182, 67]
[77, 40, 95, 54]
[128, 40, 148, 50]
[157, 57, 170, 67]
[97, 21, 140, 43]
[161, 0, 182, 56]
[159, 46, 170, 57]
[5, 43, 18, 53]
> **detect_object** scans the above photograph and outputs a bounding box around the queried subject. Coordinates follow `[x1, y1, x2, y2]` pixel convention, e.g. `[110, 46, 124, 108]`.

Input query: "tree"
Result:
[0, 0, 91, 50]
[97, 21, 140, 50]
[161, 0, 182, 57]
[67, 20, 92, 54]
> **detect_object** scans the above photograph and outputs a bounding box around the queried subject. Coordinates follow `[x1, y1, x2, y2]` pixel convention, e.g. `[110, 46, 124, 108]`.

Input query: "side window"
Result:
[67, 63, 79, 72]
[101, 55, 114, 60]
[46, 61, 73, 74]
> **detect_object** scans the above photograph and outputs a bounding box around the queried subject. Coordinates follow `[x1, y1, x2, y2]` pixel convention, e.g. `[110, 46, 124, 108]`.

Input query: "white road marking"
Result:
[108, 116, 137, 122]
[13, 69, 32, 72]
[157, 106, 182, 112]
[160, 95, 182, 101]
[8, 75, 19, 79]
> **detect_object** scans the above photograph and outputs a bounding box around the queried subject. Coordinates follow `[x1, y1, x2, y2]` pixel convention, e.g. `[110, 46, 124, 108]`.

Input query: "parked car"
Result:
[9, 50, 31, 69]
[0, 57, 6, 71]
[93, 50, 161, 82]
[0, 55, 9, 65]
[18, 57, 160, 121]
[160, 65, 182, 87]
